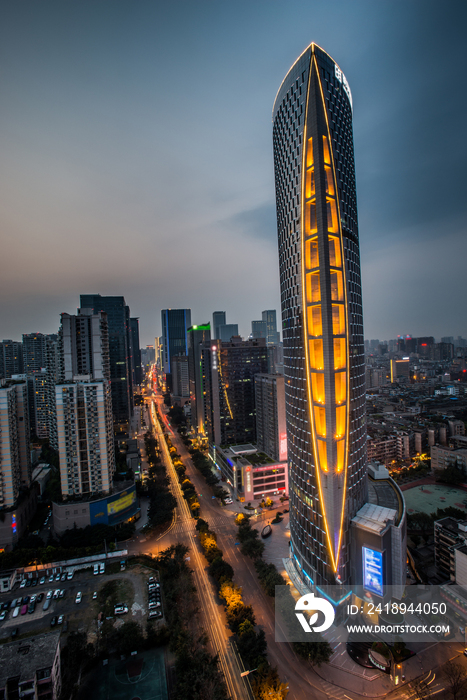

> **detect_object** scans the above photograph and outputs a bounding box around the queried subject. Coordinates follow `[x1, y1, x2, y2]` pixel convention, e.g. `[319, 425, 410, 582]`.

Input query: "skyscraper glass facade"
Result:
[273, 44, 366, 586]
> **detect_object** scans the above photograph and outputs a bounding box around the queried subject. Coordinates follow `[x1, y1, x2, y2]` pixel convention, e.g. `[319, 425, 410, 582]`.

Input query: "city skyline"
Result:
[1, 1, 467, 345]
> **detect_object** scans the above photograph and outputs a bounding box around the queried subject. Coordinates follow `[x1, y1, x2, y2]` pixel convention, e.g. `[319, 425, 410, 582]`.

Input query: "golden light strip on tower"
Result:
[301, 49, 350, 574]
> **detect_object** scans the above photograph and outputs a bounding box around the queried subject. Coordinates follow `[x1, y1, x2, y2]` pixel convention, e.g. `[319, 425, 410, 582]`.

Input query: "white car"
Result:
[46, 590, 53, 600]
[19, 580, 27, 589]
[75, 592, 82, 604]
[114, 605, 128, 615]
[39, 577, 46, 585]
[93, 591, 98, 600]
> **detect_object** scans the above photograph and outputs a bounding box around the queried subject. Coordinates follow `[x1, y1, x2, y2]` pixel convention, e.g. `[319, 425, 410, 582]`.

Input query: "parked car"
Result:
[53, 589, 60, 599]
[99, 563, 105, 575]
[22, 596, 29, 605]
[39, 577, 46, 585]
[148, 610, 162, 620]
[31, 579, 38, 587]
[46, 590, 53, 600]
[20, 604, 28, 615]
[48, 575, 54, 583]
[114, 605, 128, 615]
[93, 564, 99, 576]
[43, 599, 51, 611]
[0, 610, 7, 621]
[19, 580, 26, 589]
[30, 595, 36, 603]
[57, 615, 64, 625]
[28, 601, 35, 614]
[37, 593, 44, 603]
[67, 571, 73, 580]
[50, 616, 58, 627]
[25, 579, 32, 588]
[75, 592, 82, 604]
[148, 601, 161, 609]
[12, 606, 20, 618]
[61, 574, 66, 582]
[93, 591, 98, 600]
[55, 573, 61, 582]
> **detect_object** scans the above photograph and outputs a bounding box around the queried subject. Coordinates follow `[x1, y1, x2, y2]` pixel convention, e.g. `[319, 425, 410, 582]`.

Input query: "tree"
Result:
[252, 665, 289, 700]
[241, 538, 265, 559]
[411, 677, 435, 700]
[444, 660, 467, 700]
[293, 637, 333, 666]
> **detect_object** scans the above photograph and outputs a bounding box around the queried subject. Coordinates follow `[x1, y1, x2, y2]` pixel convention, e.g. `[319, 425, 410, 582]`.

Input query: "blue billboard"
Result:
[363, 547, 383, 597]
[89, 485, 137, 526]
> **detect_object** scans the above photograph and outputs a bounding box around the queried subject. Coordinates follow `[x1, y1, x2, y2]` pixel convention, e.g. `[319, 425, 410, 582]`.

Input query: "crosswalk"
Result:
[319, 679, 357, 700]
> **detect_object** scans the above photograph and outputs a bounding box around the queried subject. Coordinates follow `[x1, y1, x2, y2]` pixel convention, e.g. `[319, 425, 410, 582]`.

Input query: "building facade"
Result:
[0, 340, 23, 378]
[187, 323, 211, 436]
[80, 295, 133, 429]
[202, 337, 268, 446]
[254, 373, 287, 462]
[212, 311, 226, 340]
[262, 309, 279, 345]
[273, 43, 366, 587]
[0, 379, 31, 507]
[161, 308, 191, 391]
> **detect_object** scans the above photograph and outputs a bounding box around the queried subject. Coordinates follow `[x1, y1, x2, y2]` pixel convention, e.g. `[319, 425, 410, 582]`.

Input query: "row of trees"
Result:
[168, 437, 201, 516]
[154, 544, 228, 700]
[144, 431, 177, 527]
[196, 517, 289, 700]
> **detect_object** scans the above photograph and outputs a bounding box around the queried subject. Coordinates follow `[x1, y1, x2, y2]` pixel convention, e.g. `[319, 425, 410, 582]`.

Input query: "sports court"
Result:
[404, 483, 467, 514]
[86, 648, 168, 700]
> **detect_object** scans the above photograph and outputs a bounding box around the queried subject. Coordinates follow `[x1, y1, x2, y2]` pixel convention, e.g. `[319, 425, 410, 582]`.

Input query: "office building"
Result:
[187, 323, 211, 435]
[130, 317, 142, 386]
[251, 320, 267, 340]
[0, 340, 23, 378]
[218, 324, 239, 342]
[262, 309, 279, 345]
[0, 632, 62, 700]
[212, 311, 226, 339]
[255, 374, 287, 462]
[161, 309, 191, 391]
[273, 44, 366, 587]
[80, 294, 133, 429]
[202, 337, 268, 446]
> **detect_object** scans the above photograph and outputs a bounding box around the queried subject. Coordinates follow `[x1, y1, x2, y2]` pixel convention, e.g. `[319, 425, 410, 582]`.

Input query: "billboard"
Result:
[363, 546, 383, 597]
[89, 485, 137, 526]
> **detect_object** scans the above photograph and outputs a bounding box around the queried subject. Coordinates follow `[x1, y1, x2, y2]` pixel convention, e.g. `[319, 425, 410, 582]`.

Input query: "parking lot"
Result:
[0, 562, 164, 642]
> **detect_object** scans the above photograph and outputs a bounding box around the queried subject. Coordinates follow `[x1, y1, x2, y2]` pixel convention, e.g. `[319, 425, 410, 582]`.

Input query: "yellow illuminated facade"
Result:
[273, 44, 367, 587]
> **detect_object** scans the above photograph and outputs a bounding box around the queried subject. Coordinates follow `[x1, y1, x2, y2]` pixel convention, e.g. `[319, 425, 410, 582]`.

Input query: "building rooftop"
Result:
[0, 632, 60, 688]
[351, 502, 399, 535]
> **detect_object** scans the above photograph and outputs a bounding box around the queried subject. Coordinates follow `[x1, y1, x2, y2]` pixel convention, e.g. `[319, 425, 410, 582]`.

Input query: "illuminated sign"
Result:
[334, 64, 352, 109]
[245, 466, 252, 493]
[279, 432, 288, 462]
[211, 347, 217, 370]
[11, 513, 17, 534]
[363, 547, 383, 597]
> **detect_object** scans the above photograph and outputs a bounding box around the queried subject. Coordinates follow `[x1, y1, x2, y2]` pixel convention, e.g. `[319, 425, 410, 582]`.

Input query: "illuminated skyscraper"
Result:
[273, 44, 366, 586]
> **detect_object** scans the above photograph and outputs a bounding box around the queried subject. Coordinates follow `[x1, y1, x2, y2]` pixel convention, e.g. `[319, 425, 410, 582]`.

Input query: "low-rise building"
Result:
[210, 443, 288, 502]
[0, 631, 61, 700]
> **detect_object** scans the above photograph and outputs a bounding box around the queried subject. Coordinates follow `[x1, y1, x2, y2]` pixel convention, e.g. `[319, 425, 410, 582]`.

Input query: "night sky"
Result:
[1, 0, 466, 345]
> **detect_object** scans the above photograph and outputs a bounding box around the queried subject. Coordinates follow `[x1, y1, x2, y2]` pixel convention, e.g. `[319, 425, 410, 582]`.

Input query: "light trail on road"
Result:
[150, 398, 250, 700]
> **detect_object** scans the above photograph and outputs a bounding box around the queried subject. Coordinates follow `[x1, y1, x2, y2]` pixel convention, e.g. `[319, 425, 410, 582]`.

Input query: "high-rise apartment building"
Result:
[80, 294, 133, 429]
[273, 44, 366, 587]
[0, 379, 31, 506]
[187, 324, 211, 435]
[161, 309, 191, 391]
[55, 308, 115, 497]
[212, 311, 226, 339]
[202, 337, 268, 446]
[254, 374, 287, 462]
[262, 310, 279, 345]
[22, 333, 47, 375]
[0, 340, 23, 378]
